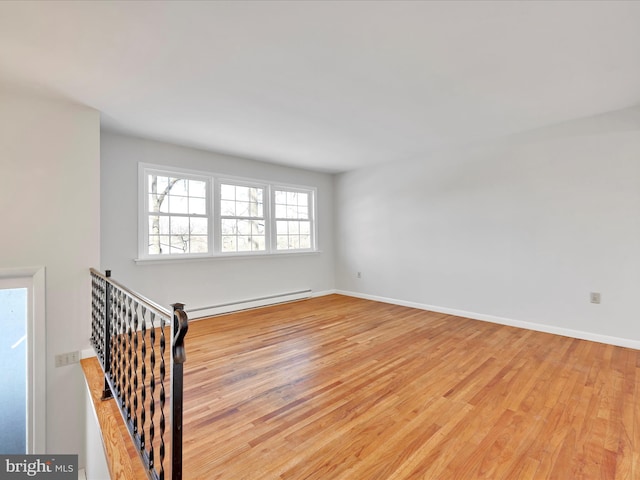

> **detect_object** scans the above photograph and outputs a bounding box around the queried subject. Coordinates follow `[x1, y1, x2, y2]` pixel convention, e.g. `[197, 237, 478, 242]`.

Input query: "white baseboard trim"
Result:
[336, 290, 640, 350]
[312, 289, 337, 298]
[187, 289, 315, 319]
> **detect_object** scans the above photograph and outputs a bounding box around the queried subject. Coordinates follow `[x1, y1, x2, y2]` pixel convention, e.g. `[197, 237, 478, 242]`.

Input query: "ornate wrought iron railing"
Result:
[90, 268, 188, 480]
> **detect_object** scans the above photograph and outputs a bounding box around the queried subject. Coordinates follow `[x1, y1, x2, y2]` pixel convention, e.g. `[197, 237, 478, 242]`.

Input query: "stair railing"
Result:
[90, 268, 188, 480]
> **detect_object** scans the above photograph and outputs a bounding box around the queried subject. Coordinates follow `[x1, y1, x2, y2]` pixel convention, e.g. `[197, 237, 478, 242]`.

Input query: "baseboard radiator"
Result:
[186, 289, 312, 319]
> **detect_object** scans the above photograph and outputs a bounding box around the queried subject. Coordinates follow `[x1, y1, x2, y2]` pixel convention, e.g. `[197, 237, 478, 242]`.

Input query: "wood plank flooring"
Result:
[177, 294, 640, 479]
[81, 357, 148, 480]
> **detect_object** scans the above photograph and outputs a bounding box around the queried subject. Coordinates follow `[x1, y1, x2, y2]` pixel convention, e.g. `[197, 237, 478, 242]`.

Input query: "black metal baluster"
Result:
[103, 270, 113, 399]
[118, 290, 126, 406]
[159, 316, 166, 480]
[149, 311, 157, 472]
[132, 301, 140, 438]
[111, 289, 120, 398]
[140, 306, 147, 455]
[126, 296, 133, 423]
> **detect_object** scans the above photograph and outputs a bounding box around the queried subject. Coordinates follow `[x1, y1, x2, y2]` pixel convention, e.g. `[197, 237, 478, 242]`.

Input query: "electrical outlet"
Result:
[590, 292, 601, 304]
[55, 351, 80, 367]
[356, 272, 362, 279]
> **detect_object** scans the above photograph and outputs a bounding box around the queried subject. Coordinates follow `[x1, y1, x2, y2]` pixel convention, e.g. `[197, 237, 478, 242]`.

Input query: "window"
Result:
[274, 189, 313, 250]
[142, 167, 211, 257]
[220, 182, 266, 253]
[138, 164, 317, 260]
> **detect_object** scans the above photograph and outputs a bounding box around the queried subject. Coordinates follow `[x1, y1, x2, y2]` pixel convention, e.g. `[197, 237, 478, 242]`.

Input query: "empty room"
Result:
[1, 1, 640, 479]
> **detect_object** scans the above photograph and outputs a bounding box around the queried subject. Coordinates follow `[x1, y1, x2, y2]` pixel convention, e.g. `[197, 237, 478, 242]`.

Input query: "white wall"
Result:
[100, 131, 335, 312]
[335, 106, 640, 346]
[0, 84, 100, 462]
[84, 387, 109, 480]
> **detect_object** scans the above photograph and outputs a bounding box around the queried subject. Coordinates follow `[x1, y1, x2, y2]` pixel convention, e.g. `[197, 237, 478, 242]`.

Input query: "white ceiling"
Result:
[1, 1, 639, 173]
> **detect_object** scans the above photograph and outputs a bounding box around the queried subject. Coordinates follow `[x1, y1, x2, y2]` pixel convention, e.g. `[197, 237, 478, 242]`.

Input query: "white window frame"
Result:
[217, 178, 270, 255]
[138, 164, 213, 260]
[271, 185, 317, 252]
[137, 163, 318, 261]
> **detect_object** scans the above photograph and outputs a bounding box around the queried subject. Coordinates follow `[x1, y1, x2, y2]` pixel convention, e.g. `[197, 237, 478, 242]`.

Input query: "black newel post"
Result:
[170, 303, 188, 480]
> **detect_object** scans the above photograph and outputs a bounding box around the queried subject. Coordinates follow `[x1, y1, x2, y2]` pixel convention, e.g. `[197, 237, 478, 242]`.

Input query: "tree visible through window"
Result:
[220, 183, 266, 252]
[147, 174, 209, 255]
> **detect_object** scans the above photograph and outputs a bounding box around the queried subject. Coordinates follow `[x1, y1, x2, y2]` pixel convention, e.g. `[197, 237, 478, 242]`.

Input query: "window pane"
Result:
[171, 216, 189, 234]
[236, 201, 250, 217]
[277, 236, 288, 249]
[275, 190, 286, 204]
[221, 200, 236, 216]
[299, 194, 308, 206]
[169, 196, 188, 214]
[149, 216, 159, 235]
[286, 205, 298, 218]
[298, 206, 309, 219]
[276, 220, 288, 234]
[221, 184, 235, 200]
[191, 217, 208, 235]
[149, 194, 161, 212]
[300, 235, 311, 249]
[190, 236, 208, 253]
[222, 236, 237, 252]
[300, 221, 310, 235]
[275, 205, 286, 218]
[148, 236, 160, 255]
[237, 236, 252, 252]
[251, 221, 265, 235]
[236, 186, 249, 201]
[159, 216, 170, 234]
[159, 235, 170, 251]
[149, 175, 169, 193]
[158, 195, 169, 213]
[189, 180, 206, 198]
[253, 236, 265, 250]
[288, 221, 299, 234]
[170, 178, 188, 196]
[289, 236, 300, 249]
[251, 188, 263, 203]
[148, 216, 170, 235]
[170, 235, 187, 252]
[189, 198, 206, 215]
[237, 220, 251, 235]
[221, 219, 236, 235]
[287, 191, 297, 204]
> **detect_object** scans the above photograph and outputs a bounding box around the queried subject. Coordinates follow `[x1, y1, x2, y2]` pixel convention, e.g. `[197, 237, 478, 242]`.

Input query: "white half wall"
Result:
[0, 84, 100, 463]
[100, 131, 335, 312]
[335, 106, 640, 344]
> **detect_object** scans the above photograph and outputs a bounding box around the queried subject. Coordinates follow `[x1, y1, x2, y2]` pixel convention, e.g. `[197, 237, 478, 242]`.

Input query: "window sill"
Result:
[134, 250, 323, 265]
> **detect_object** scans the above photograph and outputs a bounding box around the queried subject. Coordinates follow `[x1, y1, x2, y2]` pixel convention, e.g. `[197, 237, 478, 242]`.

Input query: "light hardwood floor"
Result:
[175, 294, 640, 479]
